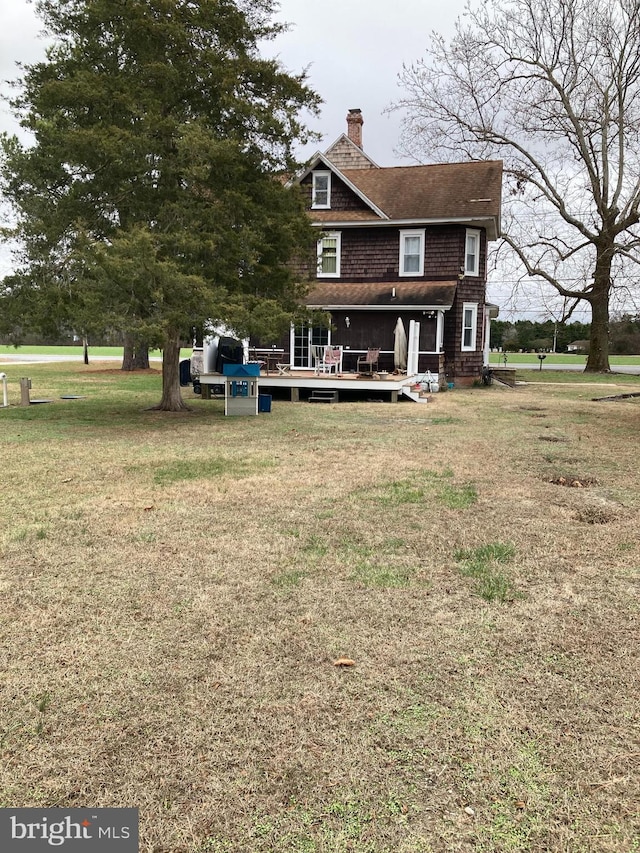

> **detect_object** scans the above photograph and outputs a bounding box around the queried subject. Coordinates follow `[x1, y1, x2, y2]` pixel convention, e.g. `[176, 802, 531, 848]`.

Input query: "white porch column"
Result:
[407, 320, 420, 375]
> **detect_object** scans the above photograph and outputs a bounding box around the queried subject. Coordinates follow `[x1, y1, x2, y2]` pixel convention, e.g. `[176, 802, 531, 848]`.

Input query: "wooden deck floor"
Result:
[199, 370, 428, 403]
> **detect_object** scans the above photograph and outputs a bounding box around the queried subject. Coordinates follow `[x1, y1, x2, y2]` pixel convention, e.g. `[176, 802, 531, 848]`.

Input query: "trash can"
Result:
[258, 394, 272, 413]
[179, 359, 191, 387]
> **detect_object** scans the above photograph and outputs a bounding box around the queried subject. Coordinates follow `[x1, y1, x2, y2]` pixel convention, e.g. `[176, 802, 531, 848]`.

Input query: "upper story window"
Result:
[465, 229, 481, 276]
[462, 302, 478, 351]
[317, 232, 341, 277]
[399, 229, 425, 277]
[312, 171, 331, 209]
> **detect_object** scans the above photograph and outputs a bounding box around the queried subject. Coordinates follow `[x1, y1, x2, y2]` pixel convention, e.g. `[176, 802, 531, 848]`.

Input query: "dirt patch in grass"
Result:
[546, 474, 598, 487]
[1, 370, 639, 851]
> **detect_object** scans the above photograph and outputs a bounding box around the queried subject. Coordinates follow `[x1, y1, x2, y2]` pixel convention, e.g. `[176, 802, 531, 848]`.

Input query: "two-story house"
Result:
[289, 109, 502, 384]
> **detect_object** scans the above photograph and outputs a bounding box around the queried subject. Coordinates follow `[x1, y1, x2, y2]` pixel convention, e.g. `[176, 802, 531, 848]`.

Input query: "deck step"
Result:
[401, 387, 429, 403]
[309, 390, 339, 403]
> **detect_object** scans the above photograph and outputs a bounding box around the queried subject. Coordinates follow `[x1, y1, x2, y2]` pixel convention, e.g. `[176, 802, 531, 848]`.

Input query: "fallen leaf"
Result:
[143, 505, 155, 511]
[333, 658, 355, 667]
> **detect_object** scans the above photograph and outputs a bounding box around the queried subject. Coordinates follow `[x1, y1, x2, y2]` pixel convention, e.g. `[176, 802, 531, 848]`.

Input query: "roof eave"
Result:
[307, 303, 453, 311]
[310, 215, 500, 239]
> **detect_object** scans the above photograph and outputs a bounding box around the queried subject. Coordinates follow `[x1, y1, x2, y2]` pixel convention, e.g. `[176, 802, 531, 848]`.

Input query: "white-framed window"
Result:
[292, 323, 329, 369]
[465, 229, 480, 276]
[317, 232, 341, 277]
[312, 171, 331, 209]
[462, 302, 478, 351]
[399, 229, 425, 277]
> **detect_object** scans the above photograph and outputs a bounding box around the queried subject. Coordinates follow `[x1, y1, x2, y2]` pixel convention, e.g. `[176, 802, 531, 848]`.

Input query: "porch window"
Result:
[312, 171, 331, 208]
[399, 229, 425, 276]
[462, 302, 478, 351]
[465, 229, 480, 276]
[317, 232, 341, 277]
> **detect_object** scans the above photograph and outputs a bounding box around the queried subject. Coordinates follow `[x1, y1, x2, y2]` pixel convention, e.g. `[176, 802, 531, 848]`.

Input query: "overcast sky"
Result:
[0, 0, 564, 319]
[0, 0, 467, 161]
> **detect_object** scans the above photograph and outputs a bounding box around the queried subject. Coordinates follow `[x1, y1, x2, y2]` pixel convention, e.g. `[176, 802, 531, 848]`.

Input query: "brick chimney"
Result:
[346, 108, 364, 149]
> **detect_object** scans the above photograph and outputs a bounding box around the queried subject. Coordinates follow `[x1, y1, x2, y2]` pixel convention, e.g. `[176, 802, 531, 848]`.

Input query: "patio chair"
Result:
[321, 346, 342, 375]
[357, 348, 380, 374]
[311, 345, 325, 375]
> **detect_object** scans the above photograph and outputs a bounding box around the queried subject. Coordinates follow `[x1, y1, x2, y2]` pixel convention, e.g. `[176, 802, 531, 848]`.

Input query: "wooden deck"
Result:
[199, 369, 429, 403]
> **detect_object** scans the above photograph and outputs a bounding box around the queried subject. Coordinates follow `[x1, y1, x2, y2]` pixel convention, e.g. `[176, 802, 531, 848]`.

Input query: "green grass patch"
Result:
[437, 482, 478, 509]
[344, 538, 417, 588]
[0, 344, 191, 359]
[299, 534, 329, 558]
[271, 569, 307, 588]
[518, 368, 640, 385]
[478, 739, 552, 852]
[365, 469, 477, 511]
[454, 542, 519, 602]
[153, 456, 273, 485]
[490, 352, 640, 366]
[378, 480, 428, 506]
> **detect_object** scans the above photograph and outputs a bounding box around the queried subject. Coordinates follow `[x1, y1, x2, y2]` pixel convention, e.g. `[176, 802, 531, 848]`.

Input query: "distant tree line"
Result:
[491, 316, 640, 355]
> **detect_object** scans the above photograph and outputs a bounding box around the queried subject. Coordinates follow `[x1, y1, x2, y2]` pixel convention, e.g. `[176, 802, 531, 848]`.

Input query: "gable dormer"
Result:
[300, 160, 386, 219]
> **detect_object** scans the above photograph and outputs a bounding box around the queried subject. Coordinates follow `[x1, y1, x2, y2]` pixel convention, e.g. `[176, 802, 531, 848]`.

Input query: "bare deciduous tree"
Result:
[393, 0, 640, 371]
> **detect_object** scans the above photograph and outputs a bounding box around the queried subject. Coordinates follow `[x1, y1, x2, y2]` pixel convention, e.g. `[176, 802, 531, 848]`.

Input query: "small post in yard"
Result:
[0, 372, 7, 408]
[20, 377, 31, 406]
[538, 353, 547, 371]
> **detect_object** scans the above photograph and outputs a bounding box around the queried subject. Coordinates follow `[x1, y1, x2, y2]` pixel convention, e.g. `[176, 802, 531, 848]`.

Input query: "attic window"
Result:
[312, 171, 331, 209]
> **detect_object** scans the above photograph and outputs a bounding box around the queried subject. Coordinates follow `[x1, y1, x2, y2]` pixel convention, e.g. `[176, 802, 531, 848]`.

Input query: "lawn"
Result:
[1, 363, 638, 852]
[0, 344, 192, 359]
[489, 351, 640, 366]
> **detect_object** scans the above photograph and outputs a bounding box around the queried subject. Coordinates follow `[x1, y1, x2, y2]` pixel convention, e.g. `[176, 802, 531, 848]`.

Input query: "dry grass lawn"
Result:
[0, 364, 639, 852]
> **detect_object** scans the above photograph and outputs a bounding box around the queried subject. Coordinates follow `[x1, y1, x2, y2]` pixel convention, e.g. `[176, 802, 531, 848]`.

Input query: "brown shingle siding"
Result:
[302, 224, 475, 282]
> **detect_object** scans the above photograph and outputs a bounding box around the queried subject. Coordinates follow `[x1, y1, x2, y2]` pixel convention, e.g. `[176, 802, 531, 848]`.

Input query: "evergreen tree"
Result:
[0, 0, 319, 409]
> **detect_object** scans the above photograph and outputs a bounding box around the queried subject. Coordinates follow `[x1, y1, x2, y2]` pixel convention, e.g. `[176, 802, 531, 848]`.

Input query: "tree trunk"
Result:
[585, 247, 612, 372]
[150, 330, 190, 411]
[122, 333, 150, 370]
[83, 336, 89, 365]
[122, 332, 135, 370]
[133, 343, 149, 369]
